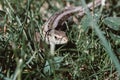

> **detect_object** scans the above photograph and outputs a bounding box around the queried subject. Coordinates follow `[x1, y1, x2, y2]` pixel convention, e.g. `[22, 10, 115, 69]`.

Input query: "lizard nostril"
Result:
[63, 38, 68, 42]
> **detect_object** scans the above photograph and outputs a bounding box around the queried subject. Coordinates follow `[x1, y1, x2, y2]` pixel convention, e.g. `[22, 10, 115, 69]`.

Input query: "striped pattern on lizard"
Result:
[41, 0, 102, 55]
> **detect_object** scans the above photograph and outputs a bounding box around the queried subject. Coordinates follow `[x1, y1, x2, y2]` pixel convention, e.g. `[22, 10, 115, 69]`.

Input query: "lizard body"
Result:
[41, 0, 102, 55]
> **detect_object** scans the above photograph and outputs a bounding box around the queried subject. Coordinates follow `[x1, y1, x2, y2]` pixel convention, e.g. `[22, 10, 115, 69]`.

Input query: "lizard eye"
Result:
[55, 36, 58, 39]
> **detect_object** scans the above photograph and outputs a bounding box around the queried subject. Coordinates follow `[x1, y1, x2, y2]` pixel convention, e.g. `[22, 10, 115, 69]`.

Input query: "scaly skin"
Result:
[41, 0, 102, 55]
[42, 0, 101, 45]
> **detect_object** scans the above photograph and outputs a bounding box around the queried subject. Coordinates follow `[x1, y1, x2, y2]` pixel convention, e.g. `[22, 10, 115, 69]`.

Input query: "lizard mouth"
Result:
[58, 36, 68, 44]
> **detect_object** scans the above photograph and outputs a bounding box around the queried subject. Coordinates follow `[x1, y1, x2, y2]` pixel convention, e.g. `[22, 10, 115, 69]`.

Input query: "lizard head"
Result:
[45, 30, 68, 45]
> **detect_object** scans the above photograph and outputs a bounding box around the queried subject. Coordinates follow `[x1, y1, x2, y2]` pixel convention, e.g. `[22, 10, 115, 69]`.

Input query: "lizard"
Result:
[41, 0, 102, 55]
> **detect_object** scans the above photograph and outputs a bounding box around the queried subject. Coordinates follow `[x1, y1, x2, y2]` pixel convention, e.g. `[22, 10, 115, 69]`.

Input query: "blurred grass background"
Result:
[0, 0, 120, 80]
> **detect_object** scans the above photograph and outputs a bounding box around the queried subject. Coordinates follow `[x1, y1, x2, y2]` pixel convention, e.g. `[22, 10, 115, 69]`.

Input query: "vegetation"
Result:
[0, 0, 120, 80]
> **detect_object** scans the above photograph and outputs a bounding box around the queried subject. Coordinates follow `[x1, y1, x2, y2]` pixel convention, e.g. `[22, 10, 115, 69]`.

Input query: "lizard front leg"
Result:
[45, 29, 68, 55]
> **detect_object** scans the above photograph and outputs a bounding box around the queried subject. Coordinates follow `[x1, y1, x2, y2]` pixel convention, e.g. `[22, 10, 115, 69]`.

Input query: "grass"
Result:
[0, 0, 120, 80]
